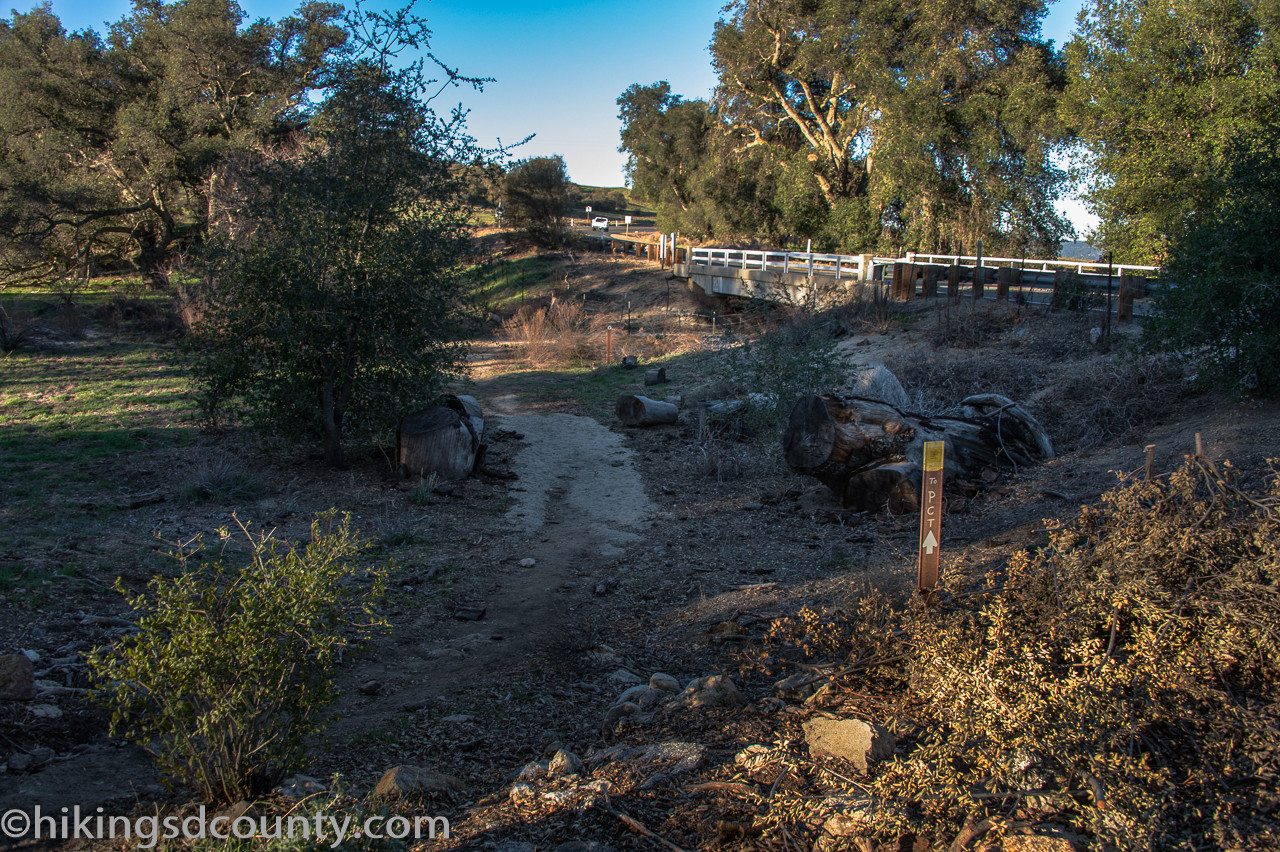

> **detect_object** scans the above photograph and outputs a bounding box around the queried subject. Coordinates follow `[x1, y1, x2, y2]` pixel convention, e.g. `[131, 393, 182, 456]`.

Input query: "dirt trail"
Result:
[330, 393, 654, 733]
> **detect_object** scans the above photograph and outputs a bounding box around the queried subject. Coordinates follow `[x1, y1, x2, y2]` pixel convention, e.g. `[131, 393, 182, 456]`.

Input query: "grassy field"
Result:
[1, 319, 198, 597]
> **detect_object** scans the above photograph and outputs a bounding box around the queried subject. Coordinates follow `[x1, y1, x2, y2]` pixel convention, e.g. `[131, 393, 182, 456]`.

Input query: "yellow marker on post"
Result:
[918, 441, 945, 594]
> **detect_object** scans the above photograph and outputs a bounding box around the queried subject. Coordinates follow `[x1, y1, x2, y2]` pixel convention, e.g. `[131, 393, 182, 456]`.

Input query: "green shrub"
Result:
[88, 511, 392, 803]
[1143, 143, 1280, 395]
[711, 312, 851, 444]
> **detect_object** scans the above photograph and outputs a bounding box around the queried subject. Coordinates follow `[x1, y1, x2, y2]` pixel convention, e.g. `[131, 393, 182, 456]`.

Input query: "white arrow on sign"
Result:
[922, 530, 938, 555]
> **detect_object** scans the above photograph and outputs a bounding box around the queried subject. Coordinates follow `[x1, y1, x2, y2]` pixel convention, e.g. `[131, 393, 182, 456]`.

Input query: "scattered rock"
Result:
[548, 749, 585, 777]
[494, 843, 535, 852]
[402, 699, 431, 712]
[29, 703, 63, 719]
[606, 668, 643, 686]
[820, 800, 880, 836]
[440, 714, 473, 724]
[8, 753, 32, 772]
[217, 801, 258, 822]
[453, 606, 486, 621]
[519, 558, 537, 568]
[593, 577, 618, 596]
[848, 362, 909, 408]
[357, 680, 383, 696]
[773, 672, 816, 701]
[516, 760, 548, 782]
[374, 765, 463, 797]
[803, 718, 897, 772]
[508, 782, 535, 805]
[601, 701, 639, 734]
[29, 746, 53, 767]
[671, 675, 746, 710]
[637, 741, 706, 774]
[648, 672, 680, 693]
[742, 502, 763, 511]
[20, 649, 40, 664]
[612, 684, 654, 707]
[0, 654, 36, 701]
[276, 775, 326, 800]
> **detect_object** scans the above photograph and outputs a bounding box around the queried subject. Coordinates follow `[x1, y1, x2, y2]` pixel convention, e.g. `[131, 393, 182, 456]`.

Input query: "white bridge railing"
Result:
[690, 247, 884, 280]
[688, 247, 1161, 281]
[903, 253, 1160, 277]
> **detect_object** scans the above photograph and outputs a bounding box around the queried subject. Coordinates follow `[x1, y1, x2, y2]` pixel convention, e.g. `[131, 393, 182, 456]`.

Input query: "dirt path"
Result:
[329, 393, 655, 734]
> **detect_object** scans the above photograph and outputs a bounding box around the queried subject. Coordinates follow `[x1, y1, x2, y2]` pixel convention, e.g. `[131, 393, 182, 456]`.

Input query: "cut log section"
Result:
[783, 393, 1052, 513]
[397, 395, 486, 481]
[644, 367, 668, 386]
[617, 394, 679, 427]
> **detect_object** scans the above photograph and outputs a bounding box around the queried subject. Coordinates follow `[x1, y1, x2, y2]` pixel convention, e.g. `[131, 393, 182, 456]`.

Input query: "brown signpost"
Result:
[918, 441, 945, 594]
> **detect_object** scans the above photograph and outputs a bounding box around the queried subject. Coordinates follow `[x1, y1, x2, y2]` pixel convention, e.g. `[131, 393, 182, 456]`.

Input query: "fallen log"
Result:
[783, 393, 1052, 513]
[617, 394, 678, 427]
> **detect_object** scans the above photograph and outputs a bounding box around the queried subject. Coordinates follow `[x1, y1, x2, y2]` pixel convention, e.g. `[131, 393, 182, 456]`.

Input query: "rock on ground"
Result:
[0, 654, 35, 701]
[803, 717, 897, 772]
[374, 765, 463, 797]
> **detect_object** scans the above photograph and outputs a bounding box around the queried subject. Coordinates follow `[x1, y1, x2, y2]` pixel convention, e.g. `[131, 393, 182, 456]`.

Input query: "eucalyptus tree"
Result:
[709, 0, 1071, 254]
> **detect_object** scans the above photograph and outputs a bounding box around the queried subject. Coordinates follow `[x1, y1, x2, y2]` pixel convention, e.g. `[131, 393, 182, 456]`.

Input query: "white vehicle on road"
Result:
[591, 216, 610, 231]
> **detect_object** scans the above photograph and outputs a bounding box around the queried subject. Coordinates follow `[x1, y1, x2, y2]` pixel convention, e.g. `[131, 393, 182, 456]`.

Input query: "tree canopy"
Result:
[190, 7, 482, 467]
[503, 155, 570, 246]
[619, 0, 1072, 255]
[0, 0, 345, 289]
[1062, 0, 1280, 264]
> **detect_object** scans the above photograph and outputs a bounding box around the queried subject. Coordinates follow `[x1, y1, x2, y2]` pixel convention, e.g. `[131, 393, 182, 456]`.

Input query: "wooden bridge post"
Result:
[922, 266, 941, 298]
[1118, 274, 1139, 323]
[972, 265, 988, 300]
[948, 264, 961, 298]
[996, 266, 1015, 301]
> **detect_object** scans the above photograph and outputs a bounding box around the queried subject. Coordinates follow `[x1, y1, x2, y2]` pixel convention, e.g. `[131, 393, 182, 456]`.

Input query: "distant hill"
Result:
[1059, 240, 1103, 261]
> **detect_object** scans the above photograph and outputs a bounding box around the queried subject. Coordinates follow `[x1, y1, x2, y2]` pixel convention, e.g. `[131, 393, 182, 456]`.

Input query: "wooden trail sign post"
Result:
[918, 441, 945, 594]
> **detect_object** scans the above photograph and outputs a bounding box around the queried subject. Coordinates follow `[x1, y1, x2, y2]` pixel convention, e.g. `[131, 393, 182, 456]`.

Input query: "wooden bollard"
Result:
[892, 263, 916, 301]
[996, 266, 1015, 301]
[921, 266, 940, 298]
[972, 265, 988, 300]
[948, 264, 961, 299]
[1118, 274, 1139, 323]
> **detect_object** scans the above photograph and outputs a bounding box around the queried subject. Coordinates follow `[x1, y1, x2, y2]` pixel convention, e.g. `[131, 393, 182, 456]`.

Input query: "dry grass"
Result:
[502, 299, 599, 367]
[501, 297, 704, 369]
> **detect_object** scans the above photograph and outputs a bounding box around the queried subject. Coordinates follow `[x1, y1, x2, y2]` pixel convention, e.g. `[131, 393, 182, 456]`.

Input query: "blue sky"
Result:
[30, 0, 1095, 231]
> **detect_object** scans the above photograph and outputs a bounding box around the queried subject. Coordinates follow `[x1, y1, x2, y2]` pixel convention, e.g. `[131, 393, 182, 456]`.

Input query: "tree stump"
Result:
[617, 394, 678, 426]
[783, 393, 1052, 513]
[397, 395, 486, 480]
[644, 367, 668, 386]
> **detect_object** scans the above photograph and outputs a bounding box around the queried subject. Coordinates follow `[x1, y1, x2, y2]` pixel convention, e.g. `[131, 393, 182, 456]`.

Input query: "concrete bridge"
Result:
[601, 232, 1161, 320]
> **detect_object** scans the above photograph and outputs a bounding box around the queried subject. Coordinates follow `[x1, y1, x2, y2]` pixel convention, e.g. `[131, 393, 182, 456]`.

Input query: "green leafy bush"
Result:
[88, 511, 392, 803]
[711, 312, 851, 443]
[1143, 143, 1280, 395]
